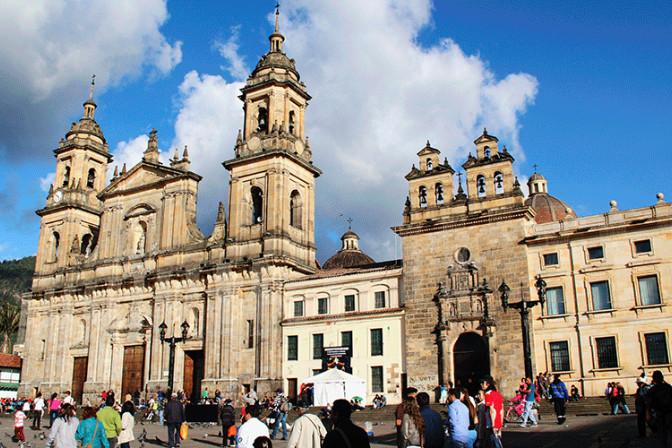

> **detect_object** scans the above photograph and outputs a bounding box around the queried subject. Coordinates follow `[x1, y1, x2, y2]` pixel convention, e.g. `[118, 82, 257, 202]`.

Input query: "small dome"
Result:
[525, 193, 577, 224]
[528, 172, 545, 182]
[66, 116, 106, 143]
[322, 229, 375, 270]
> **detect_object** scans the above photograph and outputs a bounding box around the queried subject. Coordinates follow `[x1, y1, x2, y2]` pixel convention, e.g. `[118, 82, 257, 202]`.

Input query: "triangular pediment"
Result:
[100, 161, 198, 198]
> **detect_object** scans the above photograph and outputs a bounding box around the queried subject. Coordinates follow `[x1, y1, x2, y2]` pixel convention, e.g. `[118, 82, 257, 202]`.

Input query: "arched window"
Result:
[62, 166, 70, 187]
[257, 107, 268, 133]
[484, 146, 491, 158]
[135, 221, 147, 254]
[290, 190, 302, 229]
[81, 234, 92, 257]
[53, 231, 60, 262]
[86, 169, 96, 188]
[435, 182, 444, 205]
[494, 172, 504, 195]
[477, 175, 486, 198]
[251, 187, 263, 224]
[419, 186, 427, 207]
[288, 111, 295, 134]
[426, 158, 433, 171]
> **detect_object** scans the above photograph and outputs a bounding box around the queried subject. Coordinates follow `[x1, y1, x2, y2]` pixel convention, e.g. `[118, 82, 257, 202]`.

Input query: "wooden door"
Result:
[71, 357, 88, 405]
[288, 378, 297, 402]
[121, 345, 145, 398]
[183, 352, 194, 400]
[184, 350, 204, 403]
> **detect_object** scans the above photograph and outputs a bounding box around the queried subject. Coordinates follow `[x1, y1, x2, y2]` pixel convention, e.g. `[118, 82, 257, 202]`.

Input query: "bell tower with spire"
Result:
[34, 76, 112, 273]
[223, 6, 321, 269]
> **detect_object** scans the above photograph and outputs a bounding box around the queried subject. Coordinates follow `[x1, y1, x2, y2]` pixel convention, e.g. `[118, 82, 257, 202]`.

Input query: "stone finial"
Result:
[305, 136, 310, 149]
[656, 193, 665, 204]
[48, 184, 53, 195]
[121, 163, 127, 174]
[182, 145, 189, 161]
[609, 200, 618, 212]
[173, 148, 179, 161]
[217, 202, 225, 222]
[113, 165, 119, 178]
[143, 128, 160, 163]
[236, 130, 243, 146]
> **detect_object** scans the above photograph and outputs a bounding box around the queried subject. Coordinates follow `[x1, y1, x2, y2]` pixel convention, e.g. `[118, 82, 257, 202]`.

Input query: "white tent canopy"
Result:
[301, 368, 367, 407]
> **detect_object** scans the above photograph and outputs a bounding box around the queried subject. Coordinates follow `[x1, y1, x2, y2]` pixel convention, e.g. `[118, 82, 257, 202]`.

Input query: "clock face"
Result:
[53, 190, 63, 203]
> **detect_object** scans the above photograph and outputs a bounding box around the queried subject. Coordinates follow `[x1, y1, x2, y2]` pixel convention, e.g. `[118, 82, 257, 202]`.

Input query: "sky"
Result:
[0, 0, 670, 264]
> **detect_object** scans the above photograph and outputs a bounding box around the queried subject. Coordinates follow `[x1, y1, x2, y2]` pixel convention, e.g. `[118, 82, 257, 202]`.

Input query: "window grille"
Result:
[372, 366, 384, 393]
[287, 336, 298, 361]
[645, 333, 669, 365]
[550, 341, 570, 371]
[371, 329, 383, 356]
[595, 337, 618, 369]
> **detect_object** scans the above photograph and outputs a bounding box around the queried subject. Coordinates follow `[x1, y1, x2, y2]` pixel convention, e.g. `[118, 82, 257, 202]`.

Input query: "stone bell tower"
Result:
[34, 77, 112, 274]
[223, 8, 321, 269]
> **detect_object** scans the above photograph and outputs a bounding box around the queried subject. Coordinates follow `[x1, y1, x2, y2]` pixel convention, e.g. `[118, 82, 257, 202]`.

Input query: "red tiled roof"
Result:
[0, 353, 22, 369]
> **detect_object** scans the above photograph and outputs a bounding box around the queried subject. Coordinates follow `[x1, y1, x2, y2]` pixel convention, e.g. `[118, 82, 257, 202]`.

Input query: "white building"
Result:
[282, 230, 405, 405]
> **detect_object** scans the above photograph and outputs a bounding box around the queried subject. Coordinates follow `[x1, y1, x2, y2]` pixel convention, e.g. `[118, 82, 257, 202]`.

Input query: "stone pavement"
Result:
[0, 413, 666, 448]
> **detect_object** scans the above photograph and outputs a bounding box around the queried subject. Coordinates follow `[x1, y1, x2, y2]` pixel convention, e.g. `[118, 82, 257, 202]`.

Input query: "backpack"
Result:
[280, 398, 291, 413]
[220, 405, 235, 427]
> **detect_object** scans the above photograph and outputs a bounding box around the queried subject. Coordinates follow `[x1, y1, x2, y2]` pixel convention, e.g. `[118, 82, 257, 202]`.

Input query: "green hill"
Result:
[0, 256, 36, 303]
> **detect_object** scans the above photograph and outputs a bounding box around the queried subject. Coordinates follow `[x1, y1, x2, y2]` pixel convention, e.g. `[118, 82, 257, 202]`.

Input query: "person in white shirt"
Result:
[63, 391, 75, 406]
[236, 404, 269, 448]
[32, 392, 46, 430]
[287, 405, 327, 448]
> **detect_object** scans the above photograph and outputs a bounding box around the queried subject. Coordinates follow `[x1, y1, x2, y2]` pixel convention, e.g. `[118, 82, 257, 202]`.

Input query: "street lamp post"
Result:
[499, 276, 547, 379]
[158, 320, 190, 393]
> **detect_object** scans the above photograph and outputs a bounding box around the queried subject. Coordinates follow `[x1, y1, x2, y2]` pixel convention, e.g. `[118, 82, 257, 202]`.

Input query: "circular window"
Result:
[455, 247, 470, 263]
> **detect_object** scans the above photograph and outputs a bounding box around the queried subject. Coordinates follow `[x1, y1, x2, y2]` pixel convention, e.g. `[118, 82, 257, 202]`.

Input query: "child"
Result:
[15, 407, 26, 448]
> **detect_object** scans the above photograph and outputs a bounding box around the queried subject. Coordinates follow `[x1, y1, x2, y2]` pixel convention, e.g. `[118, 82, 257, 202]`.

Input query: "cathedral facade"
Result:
[18, 15, 319, 403]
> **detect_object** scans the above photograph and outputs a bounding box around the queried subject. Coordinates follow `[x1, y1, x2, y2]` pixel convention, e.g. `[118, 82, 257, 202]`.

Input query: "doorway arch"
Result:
[453, 332, 490, 395]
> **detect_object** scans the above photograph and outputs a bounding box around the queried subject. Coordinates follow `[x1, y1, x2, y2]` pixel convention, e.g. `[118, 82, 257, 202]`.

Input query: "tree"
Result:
[0, 301, 20, 353]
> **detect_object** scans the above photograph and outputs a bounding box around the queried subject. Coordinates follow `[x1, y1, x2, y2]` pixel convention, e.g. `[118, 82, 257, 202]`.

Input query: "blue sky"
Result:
[0, 0, 670, 263]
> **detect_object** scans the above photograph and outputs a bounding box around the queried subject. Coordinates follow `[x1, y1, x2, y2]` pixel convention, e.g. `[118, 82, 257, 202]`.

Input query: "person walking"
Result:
[118, 401, 136, 448]
[459, 388, 478, 448]
[76, 407, 110, 448]
[446, 389, 470, 448]
[165, 393, 186, 448]
[635, 375, 650, 438]
[32, 392, 45, 430]
[49, 393, 62, 428]
[549, 374, 569, 424]
[270, 389, 289, 440]
[220, 399, 236, 447]
[236, 404, 270, 448]
[417, 392, 444, 448]
[400, 396, 424, 448]
[286, 404, 327, 448]
[97, 395, 122, 448]
[47, 403, 79, 448]
[395, 387, 417, 448]
[646, 370, 672, 448]
[14, 405, 27, 448]
[480, 375, 504, 448]
[614, 382, 630, 414]
[322, 399, 370, 448]
[519, 377, 538, 428]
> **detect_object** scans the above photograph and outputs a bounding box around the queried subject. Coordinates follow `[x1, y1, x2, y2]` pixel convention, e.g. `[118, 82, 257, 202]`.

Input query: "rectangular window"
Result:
[318, 297, 328, 315]
[313, 334, 323, 360]
[371, 366, 384, 393]
[543, 253, 559, 266]
[546, 287, 566, 315]
[645, 333, 669, 366]
[590, 281, 612, 311]
[587, 246, 604, 260]
[638, 275, 661, 306]
[287, 336, 298, 361]
[634, 239, 652, 254]
[371, 329, 383, 356]
[549, 341, 570, 371]
[595, 336, 618, 369]
[375, 291, 386, 309]
[293, 301, 304, 317]
[342, 331, 353, 355]
[247, 320, 254, 349]
[345, 294, 356, 312]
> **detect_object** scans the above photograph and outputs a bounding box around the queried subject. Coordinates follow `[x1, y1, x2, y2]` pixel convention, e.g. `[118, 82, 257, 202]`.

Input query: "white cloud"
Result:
[0, 0, 182, 102]
[39, 172, 55, 193]
[214, 26, 250, 81]
[111, 135, 153, 172]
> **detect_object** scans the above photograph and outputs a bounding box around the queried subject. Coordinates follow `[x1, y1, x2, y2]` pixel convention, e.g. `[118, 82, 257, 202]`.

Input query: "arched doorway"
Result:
[453, 332, 490, 395]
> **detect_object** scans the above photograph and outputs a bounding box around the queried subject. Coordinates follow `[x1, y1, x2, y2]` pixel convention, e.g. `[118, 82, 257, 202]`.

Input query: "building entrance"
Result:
[71, 357, 88, 404]
[453, 332, 490, 395]
[184, 350, 205, 403]
[121, 345, 145, 398]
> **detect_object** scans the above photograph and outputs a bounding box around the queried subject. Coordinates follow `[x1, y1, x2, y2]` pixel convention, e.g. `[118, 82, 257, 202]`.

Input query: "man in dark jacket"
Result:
[549, 374, 569, 424]
[164, 393, 186, 448]
[220, 399, 236, 447]
[417, 392, 444, 448]
[647, 370, 672, 448]
[322, 399, 370, 448]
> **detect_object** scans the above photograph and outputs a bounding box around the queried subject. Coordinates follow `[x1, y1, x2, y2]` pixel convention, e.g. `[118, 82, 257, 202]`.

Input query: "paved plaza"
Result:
[0, 412, 666, 448]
